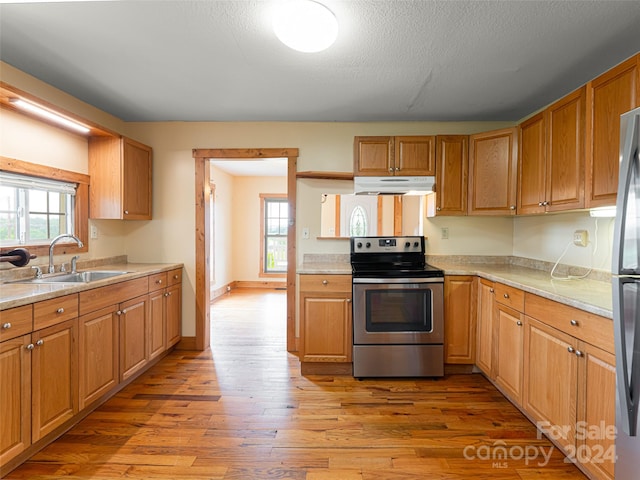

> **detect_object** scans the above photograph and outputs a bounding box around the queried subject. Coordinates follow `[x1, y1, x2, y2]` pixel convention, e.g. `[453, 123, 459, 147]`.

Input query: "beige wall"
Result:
[1, 60, 613, 341]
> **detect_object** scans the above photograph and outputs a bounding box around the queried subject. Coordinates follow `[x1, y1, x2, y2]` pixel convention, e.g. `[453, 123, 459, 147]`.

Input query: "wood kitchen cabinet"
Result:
[468, 128, 518, 215]
[523, 293, 615, 480]
[475, 278, 494, 376]
[586, 54, 640, 208]
[118, 295, 149, 382]
[545, 86, 586, 212]
[148, 268, 182, 357]
[354, 136, 435, 176]
[299, 274, 352, 370]
[493, 286, 524, 407]
[78, 305, 119, 410]
[434, 135, 468, 215]
[165, 269, 183, 348]
[88, 135, 152, 220]
[517, 112, 546, 214]
[443, 275, 476, 364]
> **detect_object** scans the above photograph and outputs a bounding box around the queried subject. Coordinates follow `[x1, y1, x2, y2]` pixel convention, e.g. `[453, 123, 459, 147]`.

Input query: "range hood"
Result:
[354, 176, 435, 195]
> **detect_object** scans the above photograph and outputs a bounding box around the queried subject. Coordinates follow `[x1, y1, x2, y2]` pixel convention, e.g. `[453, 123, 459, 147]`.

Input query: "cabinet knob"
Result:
[542, 201, 549, 206]
[346, 299, 352, 303]
[388, 167, 394, 173]
[510, 205, 516, 210]
[124, 210, 129, 215]
[322, 280, 328, 285]
[567, 346, 575, 354]
[116, 310, 123, 316]
[173, 274, 179, 280]
[503, 293, 509, 299]
[575, 350, 584, 357]
[2, 322, 11, 329]
[538, 202, 543, 206]
[436, 207, 442, 211]
[516, 321, 523, 326]
[394, 167, 400, 171]
[57, 308, 64, 314]
[156, 279, 162, 284]
[570, 319, 579, 327]
[26, 343, 35, 350]
[36, 339, 44, 346]
[489, 288, 494, 293]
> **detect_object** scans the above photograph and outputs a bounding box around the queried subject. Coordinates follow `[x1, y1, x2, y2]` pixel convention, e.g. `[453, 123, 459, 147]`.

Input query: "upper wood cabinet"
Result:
[468, 127, 518, 215]
[88, 136, 152, 220]
[434, 135, 468, 215]
[517, 112, 546, 214]
[586, 54, 640, 208]
[545, 86, 586, 212]
[354, 136, 435, 176]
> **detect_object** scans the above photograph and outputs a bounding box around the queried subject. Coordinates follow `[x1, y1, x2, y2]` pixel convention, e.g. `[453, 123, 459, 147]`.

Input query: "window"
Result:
[261, 195, 287, 276]
[0, 157, 89, 258]
[0, 172, 76, 246]
[349, 205, 368, 236]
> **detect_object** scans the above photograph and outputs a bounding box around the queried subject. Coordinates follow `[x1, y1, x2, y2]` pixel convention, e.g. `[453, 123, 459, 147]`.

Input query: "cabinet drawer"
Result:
[79, 277, 148, 316]
[167, 268, 182, 286]
[0, 304, 33, 341]
[300, 274, 352, 293]
[494, 283, 524, 312]
[524, 293, 614, 354]
[33, 294, 78, 330]
[148, 272, 168, 292]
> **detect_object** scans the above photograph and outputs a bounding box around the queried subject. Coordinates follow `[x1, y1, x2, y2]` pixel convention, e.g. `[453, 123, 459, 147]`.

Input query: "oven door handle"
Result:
[353, 277, 444, 284]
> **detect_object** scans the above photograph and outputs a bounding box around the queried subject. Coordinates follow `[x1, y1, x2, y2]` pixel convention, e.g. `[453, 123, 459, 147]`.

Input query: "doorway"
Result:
[193, 148, 299, 352]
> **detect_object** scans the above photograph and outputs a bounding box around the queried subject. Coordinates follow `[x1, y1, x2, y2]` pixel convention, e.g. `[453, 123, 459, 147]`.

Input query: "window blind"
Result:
[0, 171, 77, 195]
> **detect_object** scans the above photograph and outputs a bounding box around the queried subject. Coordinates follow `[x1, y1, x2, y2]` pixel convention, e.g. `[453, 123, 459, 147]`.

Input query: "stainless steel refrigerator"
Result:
[613, 106, 640, 479]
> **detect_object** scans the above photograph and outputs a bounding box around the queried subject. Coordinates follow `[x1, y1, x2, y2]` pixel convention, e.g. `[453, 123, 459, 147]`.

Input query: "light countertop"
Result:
[1, 262, 183, 310]
[298, 256, 612, 319]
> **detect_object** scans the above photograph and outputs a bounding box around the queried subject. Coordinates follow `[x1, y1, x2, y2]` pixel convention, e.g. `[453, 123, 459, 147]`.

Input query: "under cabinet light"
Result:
[9, 98, 91, 134]
[589, 206, 617, 217]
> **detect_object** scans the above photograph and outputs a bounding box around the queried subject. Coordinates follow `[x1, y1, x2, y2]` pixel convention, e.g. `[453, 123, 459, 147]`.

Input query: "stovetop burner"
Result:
[350, 236, 443, 279]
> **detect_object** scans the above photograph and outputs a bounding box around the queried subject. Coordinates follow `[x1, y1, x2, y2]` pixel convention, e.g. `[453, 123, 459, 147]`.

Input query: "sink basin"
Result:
[14, 270, 130, 284]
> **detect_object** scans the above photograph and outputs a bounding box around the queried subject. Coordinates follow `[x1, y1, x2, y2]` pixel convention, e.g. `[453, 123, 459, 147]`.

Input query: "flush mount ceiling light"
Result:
[273, 0, 338, 53]
[9, 98, 90, 134]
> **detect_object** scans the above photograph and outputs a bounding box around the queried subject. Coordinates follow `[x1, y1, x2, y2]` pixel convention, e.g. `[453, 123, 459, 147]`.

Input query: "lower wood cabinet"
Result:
[1, 267, 183, 476]
[493, 303, 524, 404]
[443, 275, 477, 364]
[299, 274, 352, 365]
[475, 278, 494, 375]
[79, 306, 119, 410]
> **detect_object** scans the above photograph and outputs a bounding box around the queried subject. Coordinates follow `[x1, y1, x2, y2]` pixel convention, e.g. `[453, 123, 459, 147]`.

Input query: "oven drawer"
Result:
[299, 274, 351, 293]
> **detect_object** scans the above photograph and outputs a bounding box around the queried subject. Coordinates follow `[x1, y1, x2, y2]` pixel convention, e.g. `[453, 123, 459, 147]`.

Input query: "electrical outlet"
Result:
[573, 230, 588, 247]
[90, 225, 98, 239]
[441, 227, 449, 240]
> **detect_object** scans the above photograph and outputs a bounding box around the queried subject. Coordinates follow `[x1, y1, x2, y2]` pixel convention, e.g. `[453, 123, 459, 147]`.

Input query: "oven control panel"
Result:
[351, 236, 424, 253]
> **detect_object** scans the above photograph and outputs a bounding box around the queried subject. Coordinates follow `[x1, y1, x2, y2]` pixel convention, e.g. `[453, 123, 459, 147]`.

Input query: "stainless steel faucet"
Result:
[48, 234, 83, 274]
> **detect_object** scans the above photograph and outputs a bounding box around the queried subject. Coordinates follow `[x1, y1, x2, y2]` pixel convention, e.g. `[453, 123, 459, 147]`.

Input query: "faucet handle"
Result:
[60, 263, 67, 273]
[31, 266, 42, 278]
[71, 255, 80, 273]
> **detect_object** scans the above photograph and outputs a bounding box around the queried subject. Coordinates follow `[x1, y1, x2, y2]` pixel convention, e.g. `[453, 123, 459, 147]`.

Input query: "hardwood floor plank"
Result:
[4, 288, 587, 480]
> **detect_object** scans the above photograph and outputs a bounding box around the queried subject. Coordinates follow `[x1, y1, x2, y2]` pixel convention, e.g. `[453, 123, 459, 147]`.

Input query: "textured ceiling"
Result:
[1, 0, 640, 123]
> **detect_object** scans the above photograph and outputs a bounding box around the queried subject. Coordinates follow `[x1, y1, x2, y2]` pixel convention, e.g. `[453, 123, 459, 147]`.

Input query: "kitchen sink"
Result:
[13, 270, 131, 284]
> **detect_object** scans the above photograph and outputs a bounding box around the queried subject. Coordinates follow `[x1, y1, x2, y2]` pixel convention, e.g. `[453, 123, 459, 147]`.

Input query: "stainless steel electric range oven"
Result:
[350, 236, 444, 378]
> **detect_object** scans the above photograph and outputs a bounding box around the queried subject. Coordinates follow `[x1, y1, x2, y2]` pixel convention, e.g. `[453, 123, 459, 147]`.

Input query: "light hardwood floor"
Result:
[6, 288, 585, 479]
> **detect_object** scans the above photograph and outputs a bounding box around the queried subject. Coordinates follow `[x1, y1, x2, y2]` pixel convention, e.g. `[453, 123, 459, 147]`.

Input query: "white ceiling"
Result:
[1, 1, 639, 124]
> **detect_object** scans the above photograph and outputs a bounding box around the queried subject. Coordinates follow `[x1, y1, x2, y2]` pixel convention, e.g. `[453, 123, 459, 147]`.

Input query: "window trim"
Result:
[259, 193, 287, 278]
[0, 156, 89, 258]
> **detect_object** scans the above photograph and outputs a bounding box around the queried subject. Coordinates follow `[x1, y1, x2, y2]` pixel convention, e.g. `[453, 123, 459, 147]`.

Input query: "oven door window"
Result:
[365, 288, 432, 332]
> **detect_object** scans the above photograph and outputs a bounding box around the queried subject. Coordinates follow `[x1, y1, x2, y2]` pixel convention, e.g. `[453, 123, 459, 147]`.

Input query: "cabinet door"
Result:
[444, 276, 477, 364]
[165, 282, 182, 348]
[31, 319, 78, 442]
[523, 317, 578, 449]
[122, 137, 152, 220]
[353, 136, 393, 176]
[0, 334, 31, 465]
[494, 304, 524, 403]
[148, 289, 166, 361]
[300, 294, 352, 362]
[586, 54, 640, 208]
[545, 87, 586, 212]
[119, 295, 149, 382]
[435, 135, 468, 215]
[395, 136, 436, 175]
[468, 127, 518, 215]
[577, 342, 616, 480]
[475, 278, 494, 376]
[518, 112, 547, 214]
[79, 307, 119, 409]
